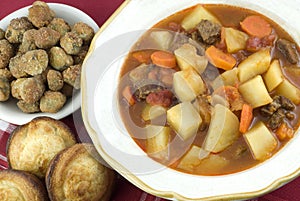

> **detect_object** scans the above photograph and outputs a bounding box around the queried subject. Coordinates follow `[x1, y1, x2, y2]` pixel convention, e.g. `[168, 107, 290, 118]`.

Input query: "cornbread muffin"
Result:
[7, 117, 77, 178]
[0, 169, 48, 201]
[46, 143, 115, 201]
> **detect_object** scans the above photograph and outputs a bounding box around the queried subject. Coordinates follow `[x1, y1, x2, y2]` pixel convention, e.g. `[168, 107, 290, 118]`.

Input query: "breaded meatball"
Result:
[9, 55, 27, 78]
[12, 77, 45, 103]
[0, 39, 15, 69]
[60, 32, 83, 55]
[22, 49, 48, 76]
[5, 17, 34, 43]
[0, 77, 10, 101]
[18, 29, 37, 54]
[0, 68, 13, 81]
[28, 1, 55, 28]
[17, 100, 40, 113]
[72, 22, 95, 44]
[40, 91, 66, 113]
[73, 45, 88, 64]
[34, 27, 60, 49]
[49, 47, 73, 71]
[11, 79, 23, 99]
[0, 28, 5, 40]
[48, 18, 71, 37]
[62, 64, 81, 89]
[47, 69, 64, 91]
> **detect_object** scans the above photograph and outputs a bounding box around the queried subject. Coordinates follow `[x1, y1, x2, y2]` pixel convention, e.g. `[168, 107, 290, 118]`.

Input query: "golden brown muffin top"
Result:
[7, 116, 77, 178]
[0, 169, 49, 201]
[46, 143, 115, 201]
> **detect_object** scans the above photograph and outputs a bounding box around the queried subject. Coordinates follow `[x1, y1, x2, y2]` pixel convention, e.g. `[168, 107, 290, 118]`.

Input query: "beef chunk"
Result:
[261, 96, 281, 116]
[133, 80, 164, 101]
[280, 95, 295, 110]
[277, 39, 299, 64]
[285, 111, 295, 120]
[195, 20, 221, 45]
[261, 95, 294, 116]
[268, 108, 285, 129]
[262, 95, 296, 130]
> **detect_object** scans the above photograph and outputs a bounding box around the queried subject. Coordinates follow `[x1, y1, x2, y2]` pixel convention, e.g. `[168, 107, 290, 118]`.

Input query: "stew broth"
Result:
[118, 4, 300, 175]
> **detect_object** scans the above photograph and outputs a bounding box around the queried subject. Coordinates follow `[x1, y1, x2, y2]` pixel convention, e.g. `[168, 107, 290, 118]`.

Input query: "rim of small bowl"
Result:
[0, 3, 99, 125]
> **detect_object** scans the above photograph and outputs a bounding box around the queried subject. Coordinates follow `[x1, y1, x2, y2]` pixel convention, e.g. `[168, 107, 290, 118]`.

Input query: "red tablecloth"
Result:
[0, 1, 299, 200]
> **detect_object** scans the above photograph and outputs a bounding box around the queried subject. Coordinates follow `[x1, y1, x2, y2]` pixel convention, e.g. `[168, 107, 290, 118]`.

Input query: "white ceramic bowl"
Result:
[0, 3, 99, 125]
[81, 0, 300, 200]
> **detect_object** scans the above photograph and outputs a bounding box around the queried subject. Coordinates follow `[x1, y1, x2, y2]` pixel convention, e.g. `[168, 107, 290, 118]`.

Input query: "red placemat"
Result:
[0, 1, 299, 200]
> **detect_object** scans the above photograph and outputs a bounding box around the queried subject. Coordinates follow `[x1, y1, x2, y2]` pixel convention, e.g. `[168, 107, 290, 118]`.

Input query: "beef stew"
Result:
[118, 4, 300, 176]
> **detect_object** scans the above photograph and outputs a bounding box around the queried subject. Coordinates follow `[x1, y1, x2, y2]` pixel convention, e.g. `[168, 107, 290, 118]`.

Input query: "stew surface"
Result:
[118, 4, 300, 175]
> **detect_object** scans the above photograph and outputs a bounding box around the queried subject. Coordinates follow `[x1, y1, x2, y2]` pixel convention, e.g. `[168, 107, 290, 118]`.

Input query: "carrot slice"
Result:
[276, 122, 294, 141]
[122, 85, 135, 106]
[239, 103, 253, 133]
[132, 51, 152, 64]
[205, 45, 236, 70]
[240, 15, 272, 38]
[150, 51, 177, 68]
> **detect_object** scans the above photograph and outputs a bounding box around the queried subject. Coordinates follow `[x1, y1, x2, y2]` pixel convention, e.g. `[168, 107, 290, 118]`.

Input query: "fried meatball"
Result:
[62, 64, 81, 89]
[17, 100, 40, 113]
[73, 45, 88, 64]
[48, 18, 71, 37]
[22, 49, 48, 76]
[0, 28, 5, 40]
[18, 29, 37, 54]
[28, 1, 55, 28]
[72, 22, 95, 44]
[60, 32, 83, 55]
[40, 91, 66, 113]
[49, 47, 73, 71]
[5, 17, 34, 44]
[47, 69, 64, 91]
[0, 39, 15, 69]
[11, 79, 23, 99]
[9, 55, 27, 78]
[11, 77, 45, 103]
[34, 27, 60, 49]
[0, 77, 10, 101]
[0, 68, 13, 81]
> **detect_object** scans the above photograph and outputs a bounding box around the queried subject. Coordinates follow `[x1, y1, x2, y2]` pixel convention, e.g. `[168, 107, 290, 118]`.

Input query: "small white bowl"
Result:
[0, 3, 99, 125]
[81, 0, 300, 200]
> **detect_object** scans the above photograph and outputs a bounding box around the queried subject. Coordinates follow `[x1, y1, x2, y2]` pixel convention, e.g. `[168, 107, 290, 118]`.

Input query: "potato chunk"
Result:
[244, 121, 278, 160]
[177, 145, 229, 174]
[146, 125, 170, 160]
[211, 68, 238, 90]
[224, 27, 249, 53]
[173, 68, 206, 102]
[142, 104, 167, 122]
[167, 102, 202, 140]
[263, 60, 284, 92]
[181, 5, 221, 31]
[275, 79, 300, 104]
[238, 48, 271, 83]
[238, 75, 272, 108]
[177, 145, 203, 171]
[203, 104, 240, 153]
[174, 43, 208, 74]
[150, 30, 173, 51]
